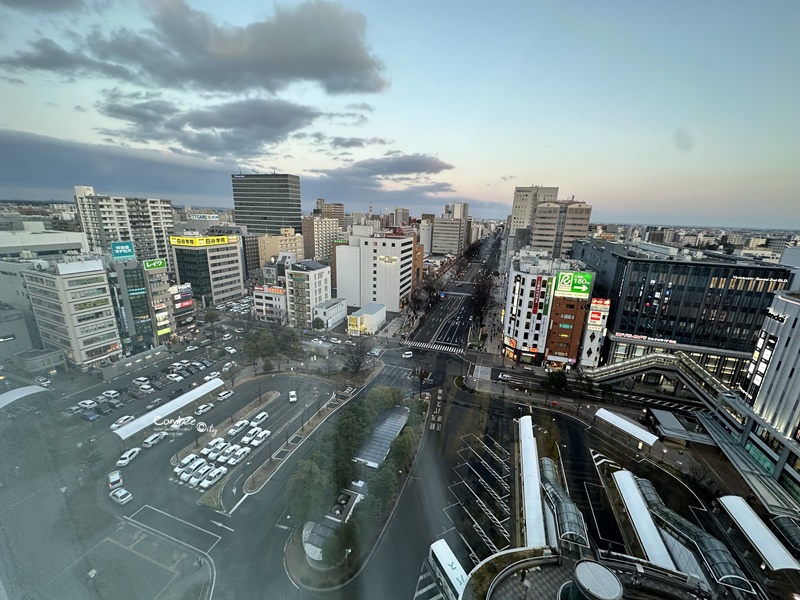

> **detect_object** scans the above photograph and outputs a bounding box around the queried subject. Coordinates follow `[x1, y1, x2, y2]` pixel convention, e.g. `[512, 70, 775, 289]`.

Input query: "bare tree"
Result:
[343, 338, 372, 374]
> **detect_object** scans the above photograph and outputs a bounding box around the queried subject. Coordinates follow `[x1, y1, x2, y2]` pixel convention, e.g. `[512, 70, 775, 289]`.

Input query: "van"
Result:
[402, 351, 413, 359]
[200, 339, 213, 347]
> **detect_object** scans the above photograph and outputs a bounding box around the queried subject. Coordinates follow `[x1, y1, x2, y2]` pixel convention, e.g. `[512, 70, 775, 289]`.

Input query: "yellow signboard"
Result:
[157, 326, 172, 336]
[169, 235, 229, 247]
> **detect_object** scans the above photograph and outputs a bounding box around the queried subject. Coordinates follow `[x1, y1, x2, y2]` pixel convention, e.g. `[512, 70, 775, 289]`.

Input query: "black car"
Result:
[107, 398, 124, 410]
[169, 387, 184, 400]
[186, 365, 198, 374]
[180, 370, 192, 378]
[201, 359, 213, 368]
[80, 410, 99, 422]
[151, 380, 166, 390]
[95, 403, 112, 416]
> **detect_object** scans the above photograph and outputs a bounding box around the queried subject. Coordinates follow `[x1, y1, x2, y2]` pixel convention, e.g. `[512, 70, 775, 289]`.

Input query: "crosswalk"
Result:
[404, 341, 466, 355]
[617, 393, 704, 412]
[412, 563, 443, 600]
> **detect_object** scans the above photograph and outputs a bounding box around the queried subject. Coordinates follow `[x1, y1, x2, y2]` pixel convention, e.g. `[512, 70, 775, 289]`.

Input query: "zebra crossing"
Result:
[618, 393, 704, 412]
[404, 341, 466, 355]
[412, 563, 443, 600]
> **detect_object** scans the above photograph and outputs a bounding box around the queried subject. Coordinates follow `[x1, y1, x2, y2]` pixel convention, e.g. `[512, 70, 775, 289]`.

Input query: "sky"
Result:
[0, 0, 798, 227]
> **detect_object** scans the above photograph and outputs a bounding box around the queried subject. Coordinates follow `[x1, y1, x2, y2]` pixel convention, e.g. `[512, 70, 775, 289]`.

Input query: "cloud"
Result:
[347, 153, 454, 177]
[0, 0, 84, 12]
[345, 102, 374, 112]
[330, 136, 390, 149]
[1, 0, 387, 95]
[0, 76, 25, 84]
[74, 105, 86, 112]
[500, 175, 516, 181]
[95, 91, 321, 159]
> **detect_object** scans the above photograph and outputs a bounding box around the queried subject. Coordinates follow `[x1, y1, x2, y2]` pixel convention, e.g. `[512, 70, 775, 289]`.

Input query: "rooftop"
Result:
[353, 406, 409, 469]
[352, 302, 386, 317]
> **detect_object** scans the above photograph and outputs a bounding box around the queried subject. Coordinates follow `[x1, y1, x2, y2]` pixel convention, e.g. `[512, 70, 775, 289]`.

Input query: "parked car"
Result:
[179, 458, 207, 482]
[241, 427, 262, 445]
[208, 443, 230, 462]
[116, 447, 141, 467]
[204, 371, 221, 381]
[227, 420, 249, 437]
[199, 438, 225, 456]
[146, 397, 164, 410]
[188, 464, 214, 487]
[201, 359, 213, 368]
[250, 411, 269, 427]
[217, 390, 234, 401]
[95, 403, 113, 416]
[222, 361, 236, 372]
[191, 361, 206, 370]
[102, 390, 120, 400]
[139, 384, 155, 394]
[194, 403, 214, 416]
[151, 380, 166, 390]
[167, 373, 184, 383]
[180, 370, 192, 379]
[199, 466, 228, 490]
[132, 377, 149, 386]
[78, 399, 98, 410]
[109, 488, 133, 505]
[34, 376, 51, 387]
[218, 444, 239, 463]
[110, 415, 135, 430]
[169, 388, 185, 400]
[227, 446, 251, 466]
[186, 345, 199, 352]
[224, 346, 237, 354]
[80, 410, 99, 422]
[108, 470, 123, 490]
[142, 431, 167, 447]
[173, 453, 199, 476]
[250, 429, 271, 446]
[222, 333, 233, 341]
[107, 398, 124, 410]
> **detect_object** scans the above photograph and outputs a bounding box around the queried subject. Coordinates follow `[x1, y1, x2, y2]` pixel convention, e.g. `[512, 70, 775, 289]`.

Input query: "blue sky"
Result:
[0, 0, 797, 226]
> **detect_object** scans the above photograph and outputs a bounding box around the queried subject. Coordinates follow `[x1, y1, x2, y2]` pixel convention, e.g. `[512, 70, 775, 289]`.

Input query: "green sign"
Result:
[111, 241, 135, 261]
[555, 271, 593, 299]
[143, 259, 166, 270]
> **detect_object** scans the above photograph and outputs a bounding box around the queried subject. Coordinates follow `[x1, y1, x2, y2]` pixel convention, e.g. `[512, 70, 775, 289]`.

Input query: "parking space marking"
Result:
[130, 504, 221, 553]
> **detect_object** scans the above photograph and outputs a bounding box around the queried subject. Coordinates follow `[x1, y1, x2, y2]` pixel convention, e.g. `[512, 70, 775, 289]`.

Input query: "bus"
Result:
[428, 539, 467, 600]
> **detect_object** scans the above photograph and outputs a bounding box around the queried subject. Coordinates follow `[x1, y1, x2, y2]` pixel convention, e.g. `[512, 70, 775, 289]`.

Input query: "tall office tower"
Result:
[302, 216, 340, 261]
[444, 202, 469, 221]
[315, 198, 346, 228]
[170, 234, 245, 307]
[394, 207, 410, 227]
[231, 173, 301, 235]
[23, 259, 122, 368]
[509, 186, 559, 232]
[74, 185, 174, 265]
[530, 200, 592, 258]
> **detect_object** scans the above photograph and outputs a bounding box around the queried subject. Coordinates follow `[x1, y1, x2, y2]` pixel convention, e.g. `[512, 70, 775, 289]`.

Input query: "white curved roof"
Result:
[0, 385, 46, 410]
[595, 408, 658, 447]
[519, 416, 546, 547]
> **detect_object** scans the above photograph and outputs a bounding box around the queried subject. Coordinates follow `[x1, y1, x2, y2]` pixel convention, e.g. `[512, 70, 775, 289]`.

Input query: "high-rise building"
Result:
[232, 173, 301, 235]
[170, 234, 245, 307]
[285, 260, 331, 328]
[302, 216, 340, 262]
[314, 198, 346, 228]
[207, 225, 260, 282]
[530, 200, 592, 258]
[509, 186, 559, 233]
[74, 185, 174, 266]
[23, 259, 122, 368]
[431, 217, 468, 255]
[394, 207, 410, 227]
[257, 227, 305, 264]
[573, 238, 795, 383]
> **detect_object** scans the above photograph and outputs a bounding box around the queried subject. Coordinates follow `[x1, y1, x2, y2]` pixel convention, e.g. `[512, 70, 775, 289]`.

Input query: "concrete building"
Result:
[579, 298, 611, 369]
[313, 297, 348, 330]
[348, 302, 386, 336]
[431, 217, 468, 256]
[286, 260, 331, 328]
[335, 232, 417, 312]
[529, 200, 592, 258]
[170, 234, 245, 307]
[510, 186, 559, 233]
[394, 207, 410, 227]
[502, 250, 593, 366]
[252, 285, 288, 325]
[262, 252, 296, 287]
[169, 283, 196, 340]
[0, 224, 88, 259]
[74, 185, 174, 266]
[232, 173, 301, 235]
[0, 303, 34, 362]
[573, 238, 795, 383]
[418, 221, 433, 255]
[314, 198, 345, 228]
[258, 228, 305, 264]
[302, 216, 340, 261]
[23, 259, 122, 368]
[207, 225, 261, 282]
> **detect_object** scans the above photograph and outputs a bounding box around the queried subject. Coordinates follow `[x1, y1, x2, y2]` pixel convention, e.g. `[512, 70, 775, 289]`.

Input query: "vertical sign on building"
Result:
[532, 276, 542, 310]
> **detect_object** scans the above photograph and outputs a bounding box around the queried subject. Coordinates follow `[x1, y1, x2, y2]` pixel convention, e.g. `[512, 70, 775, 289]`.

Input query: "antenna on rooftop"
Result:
[251, 168, 260, 175]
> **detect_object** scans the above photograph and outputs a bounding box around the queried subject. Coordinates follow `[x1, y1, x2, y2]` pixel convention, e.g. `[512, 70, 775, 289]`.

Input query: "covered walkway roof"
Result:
[613, 470, 676, 571]
[539, 457, 589, 547]
[773, 515, 800, 554]
[719, 496, 800, 572]
[518, 416, 546, 548]
[594, 408, 658, 448]
[637, 478, 752, 593]
[0, 385, 46, 410]
[113, 378, 224, 441]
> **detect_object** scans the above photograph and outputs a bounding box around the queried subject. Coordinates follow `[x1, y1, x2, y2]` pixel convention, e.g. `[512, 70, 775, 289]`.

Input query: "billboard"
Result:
[188, 214, 219, 221]
[554, 271, 593, 299]
[587, 298, 610, 332]
[169, 235, 229, 247]
[110, 241, 135, 261]
[156, 326, 171, 336]
[175, 300, 193, 309]
[143, 259, 166, 270]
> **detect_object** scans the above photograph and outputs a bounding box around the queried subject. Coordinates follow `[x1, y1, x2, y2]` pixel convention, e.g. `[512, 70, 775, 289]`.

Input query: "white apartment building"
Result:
[510, 186, 559, 232]
[252, 285, 288, 325]
[302, 216, 340, 261]
[336, 234, 415, 312]
[74, 185, 174, 266]
[286, 260, 331, 328]
[23, 259, 122, 368]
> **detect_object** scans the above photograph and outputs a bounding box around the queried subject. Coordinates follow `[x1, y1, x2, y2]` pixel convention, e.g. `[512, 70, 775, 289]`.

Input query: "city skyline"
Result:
[0, 0, 797, 227]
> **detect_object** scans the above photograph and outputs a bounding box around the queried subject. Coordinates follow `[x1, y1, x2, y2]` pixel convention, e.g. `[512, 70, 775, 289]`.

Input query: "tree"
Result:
[321, 530, 347, 565]
[286, 460, 333, 522]
[369, 465, 398, 506]
[312, 317, 325, 330]
[262, 357, 274, 373]
[599, 383, 615, 400]
[343, 338, 371, 374]
[223, 365, 242, 387]
[205, 309, 220, 338]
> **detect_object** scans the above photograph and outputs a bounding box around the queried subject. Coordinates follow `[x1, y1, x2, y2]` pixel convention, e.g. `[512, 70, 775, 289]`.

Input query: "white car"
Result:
[188, 464, 214, 487]
[241, 427, 262, 445]
[139, 384, 155, 394]
[109, 488, 133, 505]
[194, 403, 214, 416]
[222, 333, 233, 341]
[108, 470, 123, 490]
[227, 420, 248, 437]
[142, 431, 167, 447]
[170, 416, 195, 431]
[218, 444, 240, 463]
[208, 443, 230, 461]
[116, 447, 141, 467]
[250, 411, 269, 427]
[199, 466, 228, 490]
[217, 390, 234, 401]
[186, 345, 199, 352]
[200, 437, 226, 456]
[132, 377, 149, 386]
[179, 458, 207, 481]
[251, 429, 271, 446]
[103, 390, 120, 399]
[191, 361, 206, 371]
[311, 338, 323, 345]
[227, 446, 251, 466]
[110, 415, 135, 430]
[329, 338, 341, 344]
[288, 390, 297, 403]
[78, 399, 98, 410]
[167, 373, 184, 382]
[35, 376, 51, 387]
[173, 453, 198, 476]
[224, 346, 237, 354]
[222, 361, 236, 373]
[204, 371, 220, 381]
